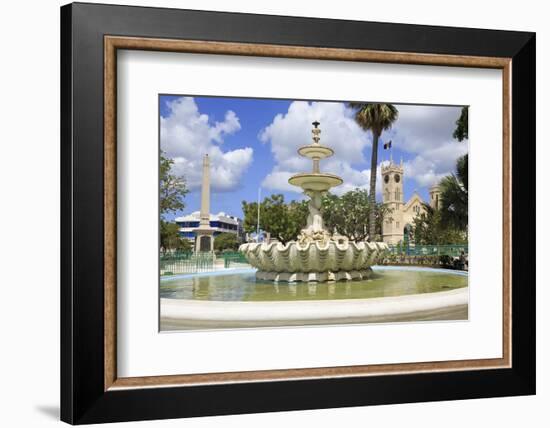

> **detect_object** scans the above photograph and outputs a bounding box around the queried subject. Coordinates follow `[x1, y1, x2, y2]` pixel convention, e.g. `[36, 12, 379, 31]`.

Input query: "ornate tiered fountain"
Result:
[239, 121, 388, 282]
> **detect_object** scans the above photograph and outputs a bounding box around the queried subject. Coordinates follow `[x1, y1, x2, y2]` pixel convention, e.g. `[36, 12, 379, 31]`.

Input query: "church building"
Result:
[381, 158, 441, 244]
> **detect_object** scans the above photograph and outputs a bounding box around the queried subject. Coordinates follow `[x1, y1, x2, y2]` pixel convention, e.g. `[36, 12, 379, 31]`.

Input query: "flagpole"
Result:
[384, 140, 393, 163]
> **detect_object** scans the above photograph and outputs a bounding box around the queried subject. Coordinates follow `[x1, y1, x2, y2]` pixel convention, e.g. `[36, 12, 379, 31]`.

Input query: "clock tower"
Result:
[381, 158, 404, 244]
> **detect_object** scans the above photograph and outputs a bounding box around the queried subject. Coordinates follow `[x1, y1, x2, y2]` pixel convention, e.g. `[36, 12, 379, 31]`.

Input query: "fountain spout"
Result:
[288, 121, 343, 245]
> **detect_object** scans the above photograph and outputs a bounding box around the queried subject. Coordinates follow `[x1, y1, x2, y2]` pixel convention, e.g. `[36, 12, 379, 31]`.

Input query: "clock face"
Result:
[384, 175, 390, 183]
[394, 174, 401, 183]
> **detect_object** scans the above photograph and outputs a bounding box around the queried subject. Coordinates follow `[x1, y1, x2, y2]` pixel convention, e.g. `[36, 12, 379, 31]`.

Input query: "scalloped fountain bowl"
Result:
[239, 240, 388, 282]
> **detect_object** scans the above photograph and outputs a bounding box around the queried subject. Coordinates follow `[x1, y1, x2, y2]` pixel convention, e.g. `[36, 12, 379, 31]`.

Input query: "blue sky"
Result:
[160, 95, 467, 221]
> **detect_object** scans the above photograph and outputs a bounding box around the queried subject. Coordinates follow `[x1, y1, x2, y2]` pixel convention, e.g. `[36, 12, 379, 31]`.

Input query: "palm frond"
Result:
[348, 103, 399, 134]
[439, 173, 468, 230]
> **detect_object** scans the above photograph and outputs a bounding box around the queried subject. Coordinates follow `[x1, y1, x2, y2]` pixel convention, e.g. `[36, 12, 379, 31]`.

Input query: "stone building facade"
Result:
[381, 158, 441, 244]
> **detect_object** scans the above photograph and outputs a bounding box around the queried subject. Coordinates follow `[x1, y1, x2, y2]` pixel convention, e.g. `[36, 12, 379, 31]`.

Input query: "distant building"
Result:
[176, 211, 244, 242]
[381, 158, 441, 244]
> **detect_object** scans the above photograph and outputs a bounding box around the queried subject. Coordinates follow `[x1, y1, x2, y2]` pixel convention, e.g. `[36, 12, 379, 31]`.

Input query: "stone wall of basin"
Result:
[239, 240, 388, 274]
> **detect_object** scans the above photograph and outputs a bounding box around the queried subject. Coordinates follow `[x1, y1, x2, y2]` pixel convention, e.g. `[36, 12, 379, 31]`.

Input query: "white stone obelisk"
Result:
[194, 154, 215, 252]
[199, 155, 211, 227]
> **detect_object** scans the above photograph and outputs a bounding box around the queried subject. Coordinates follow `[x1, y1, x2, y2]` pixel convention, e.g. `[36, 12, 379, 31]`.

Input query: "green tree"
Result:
[160, 220, 192, 253]
[349, 103, 399, 240]
[452, 106, 469, 142]
[436, 106, 469, 233]
[160, 152, 188, 219]
[411, 203, 467, 245]
[241, 194, 308, 244]
[440, 154, 468, 231]
[214, 232, 240, 252]
[321, 189, 392, 241]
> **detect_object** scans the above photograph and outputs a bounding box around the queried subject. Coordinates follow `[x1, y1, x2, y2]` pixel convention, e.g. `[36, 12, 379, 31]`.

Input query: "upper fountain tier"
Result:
[296, 143, 333, 159]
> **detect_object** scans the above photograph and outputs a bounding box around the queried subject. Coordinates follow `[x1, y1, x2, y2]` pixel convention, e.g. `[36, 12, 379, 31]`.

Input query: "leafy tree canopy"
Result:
[214, 232, 240, 252]
[410, 203, 467, 245]
[160, 220, 192, 253]
[160, 152, 189, 219]
[452, 106, 469, 142]
[322, 189, 392, 242]
[242, 190, 391, 244]
[241, 194, 309, 245]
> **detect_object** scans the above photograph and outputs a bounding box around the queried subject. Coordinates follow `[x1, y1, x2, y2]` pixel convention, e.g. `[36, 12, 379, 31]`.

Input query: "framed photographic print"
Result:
[61, 2, 536, 424]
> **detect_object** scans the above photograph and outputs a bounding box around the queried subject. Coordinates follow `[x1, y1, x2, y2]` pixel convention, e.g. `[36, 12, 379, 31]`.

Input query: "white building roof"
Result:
[175, 211, 240, 225]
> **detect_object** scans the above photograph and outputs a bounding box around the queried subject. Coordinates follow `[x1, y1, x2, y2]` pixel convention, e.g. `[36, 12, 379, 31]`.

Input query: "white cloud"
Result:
[259, 101, 466, 195]
[209, 110, 240, 143]
[391, 104, 468, 188]
[160, 97, 253, 192]
[261, 170, 296, 193]
[329, 163, 383, 196]
[259, 101, 373, 194]
[403, 157, 448, 188]
[391, 105, 464, 152]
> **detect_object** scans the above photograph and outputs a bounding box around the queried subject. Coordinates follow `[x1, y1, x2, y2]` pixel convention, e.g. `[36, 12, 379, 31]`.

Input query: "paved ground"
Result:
[160, 304, 468, 331]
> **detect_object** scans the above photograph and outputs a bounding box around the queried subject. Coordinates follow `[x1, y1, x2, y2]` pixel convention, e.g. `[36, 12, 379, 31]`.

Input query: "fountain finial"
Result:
[312, 121, 321, 144]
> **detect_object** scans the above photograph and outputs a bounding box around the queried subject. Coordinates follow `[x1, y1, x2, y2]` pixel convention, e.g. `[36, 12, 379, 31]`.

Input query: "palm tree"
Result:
[440, 154, 468, 231]
[411, 202, 466, 245]
[349, 103, 399, 240]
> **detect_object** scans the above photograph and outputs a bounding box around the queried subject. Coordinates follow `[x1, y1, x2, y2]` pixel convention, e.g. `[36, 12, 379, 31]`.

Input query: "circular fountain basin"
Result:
[287, 173, 343, 191]
[160, 267, 468, 330]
